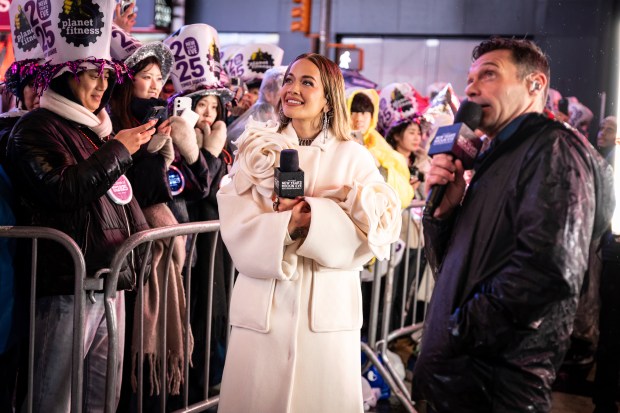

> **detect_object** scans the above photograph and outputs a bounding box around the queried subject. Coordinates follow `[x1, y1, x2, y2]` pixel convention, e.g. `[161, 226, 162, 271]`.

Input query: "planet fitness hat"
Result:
[163, 23, 233, 102]
[109, 23, 174, 83]
[9, 0, 43, 62]
[221, 44, 242, 67]
[222, 43, 284, 88]
[5, 0, 45, 99]
[378, 82, 429, 135]
[26, 0, 129, 93]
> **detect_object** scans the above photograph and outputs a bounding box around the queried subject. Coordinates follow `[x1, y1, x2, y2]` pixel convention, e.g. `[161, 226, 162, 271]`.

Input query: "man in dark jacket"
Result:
[411, 37, 614, 413]
[6, 67, 154, 411]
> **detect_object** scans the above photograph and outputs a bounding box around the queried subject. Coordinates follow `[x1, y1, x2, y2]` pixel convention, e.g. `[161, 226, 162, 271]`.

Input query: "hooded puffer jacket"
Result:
[346, 88, 414, 208]
[411, 113, 614, 413]
[6, 108, 150, 295]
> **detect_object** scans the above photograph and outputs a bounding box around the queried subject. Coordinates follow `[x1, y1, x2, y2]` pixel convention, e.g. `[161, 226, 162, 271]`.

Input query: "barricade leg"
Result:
[102, 222, 223, 413]
[362, 203, 430, 412]
[0, 226, 87, 413]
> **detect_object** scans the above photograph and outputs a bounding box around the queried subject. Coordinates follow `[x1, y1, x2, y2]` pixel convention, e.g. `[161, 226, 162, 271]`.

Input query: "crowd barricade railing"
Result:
[101, 220, 223, 413]
[362, 200, 430, 412]
[0, 225, 89, 413]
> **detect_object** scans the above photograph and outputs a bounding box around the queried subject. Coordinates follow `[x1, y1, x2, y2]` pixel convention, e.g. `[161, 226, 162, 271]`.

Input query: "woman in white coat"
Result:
[216, 53, 401, 413]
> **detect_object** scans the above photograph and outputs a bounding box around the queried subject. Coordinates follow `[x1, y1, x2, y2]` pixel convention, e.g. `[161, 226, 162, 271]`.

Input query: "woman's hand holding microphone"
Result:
[273, 196, 311, 241]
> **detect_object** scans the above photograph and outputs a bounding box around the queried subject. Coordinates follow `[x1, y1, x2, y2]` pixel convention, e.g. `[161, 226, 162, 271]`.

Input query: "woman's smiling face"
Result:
[280, 58, 328, 125]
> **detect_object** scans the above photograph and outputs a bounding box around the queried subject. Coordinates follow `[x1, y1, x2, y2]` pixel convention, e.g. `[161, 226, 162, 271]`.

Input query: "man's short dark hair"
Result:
[472, 37, 550, 82]
[351, 92, 374, 115]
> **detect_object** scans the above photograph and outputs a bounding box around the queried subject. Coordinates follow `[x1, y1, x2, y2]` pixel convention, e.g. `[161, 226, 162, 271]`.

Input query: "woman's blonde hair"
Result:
[277, 53, 351, 141]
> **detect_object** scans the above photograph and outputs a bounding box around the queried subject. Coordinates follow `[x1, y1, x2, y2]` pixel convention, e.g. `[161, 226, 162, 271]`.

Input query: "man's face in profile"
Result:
[465, 49, 533, 138]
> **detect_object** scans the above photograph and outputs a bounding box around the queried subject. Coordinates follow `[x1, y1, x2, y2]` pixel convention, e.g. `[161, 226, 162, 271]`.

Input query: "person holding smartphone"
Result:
[108, 24, 206, 409]
[109, 24, 211, 212]
[162, 23, 237, 400]
[5, 1, 153, 410]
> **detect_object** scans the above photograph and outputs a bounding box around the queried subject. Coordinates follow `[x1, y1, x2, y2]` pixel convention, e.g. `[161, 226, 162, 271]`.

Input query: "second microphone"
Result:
[274, 149, 305, 198]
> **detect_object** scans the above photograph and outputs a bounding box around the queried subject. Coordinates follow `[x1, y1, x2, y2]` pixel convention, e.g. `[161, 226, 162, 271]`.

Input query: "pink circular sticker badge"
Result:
[106, 174, 133, 205]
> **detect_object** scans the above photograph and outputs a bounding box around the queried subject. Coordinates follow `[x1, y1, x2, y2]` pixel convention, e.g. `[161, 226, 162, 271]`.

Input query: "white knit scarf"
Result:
[39, 89, 113, 138]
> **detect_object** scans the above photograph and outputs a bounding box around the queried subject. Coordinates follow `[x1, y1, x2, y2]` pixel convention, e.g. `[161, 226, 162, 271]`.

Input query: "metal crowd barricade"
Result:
[361, 200, 431, 412]
[0, 226, 90, 413]
[101, 221, 224, 413]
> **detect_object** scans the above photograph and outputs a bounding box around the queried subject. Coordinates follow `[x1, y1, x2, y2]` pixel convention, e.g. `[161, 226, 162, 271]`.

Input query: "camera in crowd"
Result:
[409, 165, 425, 182]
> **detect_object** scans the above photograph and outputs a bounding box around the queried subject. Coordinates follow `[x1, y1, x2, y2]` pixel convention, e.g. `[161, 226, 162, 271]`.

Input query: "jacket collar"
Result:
[473, 113, 547, 170]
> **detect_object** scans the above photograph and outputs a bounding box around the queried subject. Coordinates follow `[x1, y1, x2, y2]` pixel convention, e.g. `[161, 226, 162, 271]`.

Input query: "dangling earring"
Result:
[322, 111, 329, 143]
[279, 107, 288, 125]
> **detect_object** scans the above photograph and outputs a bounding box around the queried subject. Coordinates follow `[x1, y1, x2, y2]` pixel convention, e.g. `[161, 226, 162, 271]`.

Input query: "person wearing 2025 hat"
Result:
[163, 22, 237, 395]
[5, 1, 154, 411]
[108, 23, 196, 408]
[163, 23, 235, 225]
[0, 0, 44, 167]
[109, 23, 177, 209]
[112, 22, 213, 222]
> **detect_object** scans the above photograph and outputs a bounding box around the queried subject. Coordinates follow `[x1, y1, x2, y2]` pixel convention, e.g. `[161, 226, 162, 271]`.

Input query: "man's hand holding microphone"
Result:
[424, 101, 483, 219]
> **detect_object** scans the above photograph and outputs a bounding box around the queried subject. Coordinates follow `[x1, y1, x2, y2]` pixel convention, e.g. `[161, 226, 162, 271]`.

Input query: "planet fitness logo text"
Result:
[58, 0, 104, 47]
[20, 0, 54, 56]
[13, 7, 38, 52]
[247, 50, 274, 74]
[390, 87, 415, 114]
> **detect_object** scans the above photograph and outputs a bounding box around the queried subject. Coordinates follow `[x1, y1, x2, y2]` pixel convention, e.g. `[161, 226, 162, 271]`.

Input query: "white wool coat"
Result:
[217, 122, 401, 413]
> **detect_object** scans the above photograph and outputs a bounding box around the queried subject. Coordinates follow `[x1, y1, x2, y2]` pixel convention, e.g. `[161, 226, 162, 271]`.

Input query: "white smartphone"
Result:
[172, 96, 192, 117]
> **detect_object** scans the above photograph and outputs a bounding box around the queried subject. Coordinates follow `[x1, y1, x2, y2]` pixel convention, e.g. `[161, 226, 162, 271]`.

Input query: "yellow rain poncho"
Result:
[347, 89, 413, 208]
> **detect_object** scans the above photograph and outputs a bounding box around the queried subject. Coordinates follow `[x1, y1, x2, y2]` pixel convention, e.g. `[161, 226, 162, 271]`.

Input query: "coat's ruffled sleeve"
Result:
[217, 118, 300, 280]
[336, 180, 402, 260]
[299, 147, 402, 267]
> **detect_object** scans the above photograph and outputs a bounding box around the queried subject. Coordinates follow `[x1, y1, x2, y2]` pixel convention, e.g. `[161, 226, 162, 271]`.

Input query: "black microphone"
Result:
[425, 101, 483, 217]
[274, 149, 304, 198]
